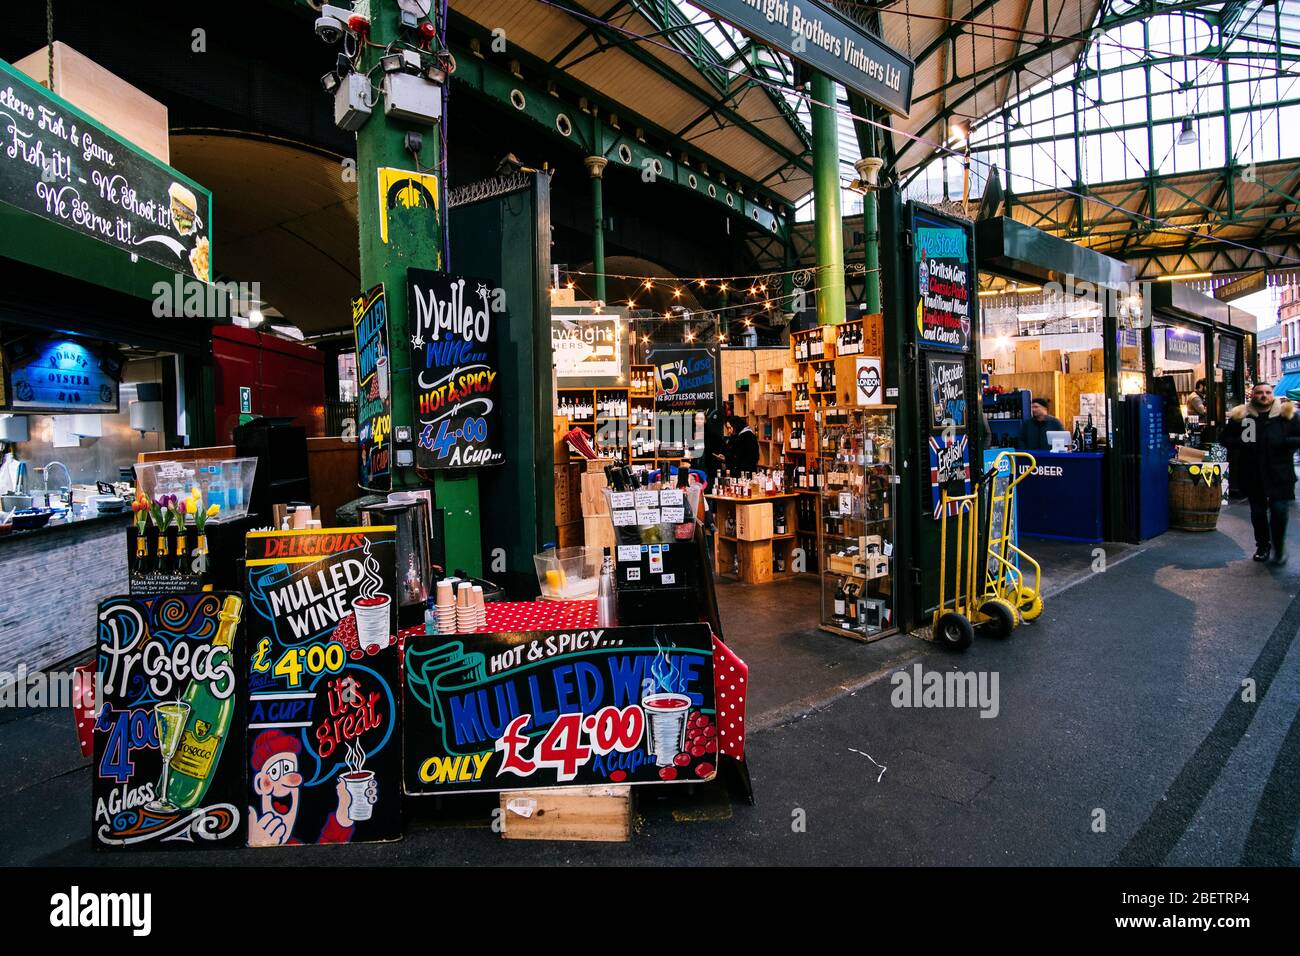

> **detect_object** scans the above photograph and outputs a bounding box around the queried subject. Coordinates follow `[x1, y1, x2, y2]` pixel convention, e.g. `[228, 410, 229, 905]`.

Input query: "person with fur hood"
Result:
[1220, 382, 1300, 564]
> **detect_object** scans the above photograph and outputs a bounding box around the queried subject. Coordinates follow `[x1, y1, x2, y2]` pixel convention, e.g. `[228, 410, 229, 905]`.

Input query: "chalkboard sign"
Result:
[408, 270, 505, 469]
[926, 352, 967, 428]
[0, 60, 212, 279]
[244, 528, 402, 846]
[646, 345, 719, 414]
[404, 623, 717, 794]
[93, 593, 245, 849]
[913, 207, 973, 352]
[351, 284, 392, 491]
[3, 336, 120, 413]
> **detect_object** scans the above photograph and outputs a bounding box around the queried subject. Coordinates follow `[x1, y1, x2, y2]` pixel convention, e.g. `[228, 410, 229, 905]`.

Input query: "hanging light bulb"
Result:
[1178, 116, 1198, 145]
[673, 287, 682, 299]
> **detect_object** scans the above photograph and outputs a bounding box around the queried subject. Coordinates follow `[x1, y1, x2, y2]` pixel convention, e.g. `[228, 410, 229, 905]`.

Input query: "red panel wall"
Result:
[212, 326, 326, 443]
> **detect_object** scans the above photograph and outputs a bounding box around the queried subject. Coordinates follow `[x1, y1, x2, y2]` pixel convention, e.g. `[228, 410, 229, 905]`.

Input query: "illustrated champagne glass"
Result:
[147, 700, 191, 812]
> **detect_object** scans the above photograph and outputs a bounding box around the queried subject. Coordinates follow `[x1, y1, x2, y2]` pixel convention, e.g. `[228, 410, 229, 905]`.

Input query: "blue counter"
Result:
[1013, 451, 1106, 543]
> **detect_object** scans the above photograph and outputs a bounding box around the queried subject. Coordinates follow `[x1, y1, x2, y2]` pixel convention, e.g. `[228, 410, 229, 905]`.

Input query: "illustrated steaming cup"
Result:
[642, 692, 692, 767]
[377, 354, 389, 401]
[352, 594, 391, 651]
[340, 770, 377, 821]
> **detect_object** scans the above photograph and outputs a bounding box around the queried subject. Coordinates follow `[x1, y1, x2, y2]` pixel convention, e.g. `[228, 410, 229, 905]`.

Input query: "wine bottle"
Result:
[166, 595, 241, 809]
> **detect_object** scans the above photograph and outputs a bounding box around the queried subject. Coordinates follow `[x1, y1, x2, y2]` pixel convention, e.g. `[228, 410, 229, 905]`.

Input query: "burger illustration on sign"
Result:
[169, 182, 199, 236]
[168, 182, 209, 281]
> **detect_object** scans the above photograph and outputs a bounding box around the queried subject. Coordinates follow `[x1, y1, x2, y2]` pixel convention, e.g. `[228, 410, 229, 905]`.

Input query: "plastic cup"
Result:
[352, 595, 391, 651]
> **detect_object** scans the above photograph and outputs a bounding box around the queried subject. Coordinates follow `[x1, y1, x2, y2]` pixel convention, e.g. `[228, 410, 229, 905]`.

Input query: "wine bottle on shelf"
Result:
[834, 578, 846, 620]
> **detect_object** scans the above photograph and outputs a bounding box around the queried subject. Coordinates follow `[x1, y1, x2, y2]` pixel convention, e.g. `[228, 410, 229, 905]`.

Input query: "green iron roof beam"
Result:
[448, 41, 791, 235]
[486, 4, 813, 178]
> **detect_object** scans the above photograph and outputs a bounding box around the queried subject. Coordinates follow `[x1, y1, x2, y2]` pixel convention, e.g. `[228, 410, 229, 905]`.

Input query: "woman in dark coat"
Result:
[724, 415, 760, 475]
[1220, 383, 1300, 563]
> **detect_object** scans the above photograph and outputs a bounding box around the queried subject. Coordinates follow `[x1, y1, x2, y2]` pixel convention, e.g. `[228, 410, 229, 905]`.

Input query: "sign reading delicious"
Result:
[408, 270, 505, 470]
[0, 59, 212, 280]
[690, 0, 912, 115]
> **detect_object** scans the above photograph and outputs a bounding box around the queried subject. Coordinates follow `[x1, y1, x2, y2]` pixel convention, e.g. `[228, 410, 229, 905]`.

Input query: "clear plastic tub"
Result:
[533, 546, 601, 600]
[134, 457, 257, 519]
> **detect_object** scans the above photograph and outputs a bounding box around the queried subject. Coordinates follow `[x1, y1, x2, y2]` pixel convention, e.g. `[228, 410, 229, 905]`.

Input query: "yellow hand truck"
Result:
[983, 451, 1044, 623]
[932, 467, 1020, 651]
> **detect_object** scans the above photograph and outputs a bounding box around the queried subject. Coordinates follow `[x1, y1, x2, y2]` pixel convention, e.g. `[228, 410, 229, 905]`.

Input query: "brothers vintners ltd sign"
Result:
[0, 59, 212, 280]
[689, 0, 913, 116]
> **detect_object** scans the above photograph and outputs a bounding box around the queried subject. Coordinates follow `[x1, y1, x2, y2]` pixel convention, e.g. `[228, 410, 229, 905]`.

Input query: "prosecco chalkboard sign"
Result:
[0, 59, 212, 280]
[408, 269, 505, 470]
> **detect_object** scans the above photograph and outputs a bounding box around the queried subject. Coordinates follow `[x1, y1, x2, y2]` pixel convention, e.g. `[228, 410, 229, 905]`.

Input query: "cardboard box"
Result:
[1065, 351, 1092, 374]
[735, 501, 774, 541]
[1015, 340, 1042, 373]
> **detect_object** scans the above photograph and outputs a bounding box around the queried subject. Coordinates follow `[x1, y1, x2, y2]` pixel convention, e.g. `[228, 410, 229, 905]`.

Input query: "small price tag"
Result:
[610, 491, 634, 510]
[662, 506, 685, 523]
[634, 490, 659, 510]
[636, 508, 662, 525]
[617, 545, 642, 563]
[611, 510, 637, 526]
[659, 489, 684, 507]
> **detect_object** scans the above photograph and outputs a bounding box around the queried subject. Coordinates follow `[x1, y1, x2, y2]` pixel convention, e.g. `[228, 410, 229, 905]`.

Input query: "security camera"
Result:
[315, 5, 355, 44]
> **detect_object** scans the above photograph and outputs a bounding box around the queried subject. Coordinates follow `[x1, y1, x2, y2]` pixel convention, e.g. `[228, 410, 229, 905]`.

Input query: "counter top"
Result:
[0, 508, 130, 545]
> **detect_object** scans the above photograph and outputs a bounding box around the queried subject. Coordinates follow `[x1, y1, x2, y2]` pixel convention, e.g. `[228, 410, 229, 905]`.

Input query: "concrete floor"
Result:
[2, 500, 1298, 865]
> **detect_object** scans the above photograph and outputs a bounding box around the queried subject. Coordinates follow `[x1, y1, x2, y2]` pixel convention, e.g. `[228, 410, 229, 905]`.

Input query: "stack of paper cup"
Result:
[435, 580, 456, 633]
[472, 585, 486, 631]
[455, 584, 473, 634]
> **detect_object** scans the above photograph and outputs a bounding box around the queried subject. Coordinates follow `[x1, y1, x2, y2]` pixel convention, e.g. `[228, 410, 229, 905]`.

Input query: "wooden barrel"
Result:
[1168, 461, 1224, 531]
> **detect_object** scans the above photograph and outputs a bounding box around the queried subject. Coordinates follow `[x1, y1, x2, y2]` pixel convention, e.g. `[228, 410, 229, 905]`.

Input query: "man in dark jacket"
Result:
[1019, 397, 1064, 451]
[724, 415, 760, 474]
[1221, 383, 1300, 563]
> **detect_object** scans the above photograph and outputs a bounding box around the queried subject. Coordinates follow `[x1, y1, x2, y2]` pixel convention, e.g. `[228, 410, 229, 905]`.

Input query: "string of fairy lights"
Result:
[551, 271, 861, 346]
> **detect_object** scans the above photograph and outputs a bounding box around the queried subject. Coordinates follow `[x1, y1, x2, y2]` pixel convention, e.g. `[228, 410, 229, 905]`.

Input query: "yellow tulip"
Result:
[206, 504, 220, 518]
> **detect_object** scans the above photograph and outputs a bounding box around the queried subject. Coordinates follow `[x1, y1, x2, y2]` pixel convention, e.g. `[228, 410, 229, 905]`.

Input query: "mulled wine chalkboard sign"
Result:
[407, 270, 505, 470]
[403, 623, 717, 794]
[244, 527, 402, 846]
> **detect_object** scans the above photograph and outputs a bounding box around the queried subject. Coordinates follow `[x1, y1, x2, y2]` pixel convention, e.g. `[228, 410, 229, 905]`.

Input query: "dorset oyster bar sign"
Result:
[0, 59, 213, 281]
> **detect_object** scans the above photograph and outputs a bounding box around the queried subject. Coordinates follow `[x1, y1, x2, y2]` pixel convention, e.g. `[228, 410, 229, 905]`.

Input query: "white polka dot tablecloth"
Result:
[73, 663, 96, 758]
[397, 601, 749, 760]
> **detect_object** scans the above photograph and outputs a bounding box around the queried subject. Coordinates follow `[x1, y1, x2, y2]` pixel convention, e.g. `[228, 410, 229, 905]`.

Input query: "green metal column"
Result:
[811, 73, 845, 326]
[355, 4, 480, 572]
[585, 156, 608, 302]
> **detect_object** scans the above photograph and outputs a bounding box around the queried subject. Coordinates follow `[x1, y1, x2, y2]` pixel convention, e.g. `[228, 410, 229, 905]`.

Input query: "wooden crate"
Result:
[583, 514, 616, 555]
[861, 312, 885, 357]
[556, 519, 584, 549]
[735, 501, 774, 540]
[15, 42, 171, 161]
[500, 785, 632, 842]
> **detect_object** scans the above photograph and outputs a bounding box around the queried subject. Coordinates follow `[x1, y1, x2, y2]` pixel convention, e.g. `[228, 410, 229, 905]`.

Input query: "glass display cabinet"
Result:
[817, 407, 897, 641]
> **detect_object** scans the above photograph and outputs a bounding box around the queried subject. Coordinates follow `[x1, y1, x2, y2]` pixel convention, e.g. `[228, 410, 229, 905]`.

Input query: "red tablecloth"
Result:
[399, 600, 748, 759]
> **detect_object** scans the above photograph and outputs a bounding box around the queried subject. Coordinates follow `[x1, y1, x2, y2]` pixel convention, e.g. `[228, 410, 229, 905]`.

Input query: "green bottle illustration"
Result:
[166, 595, 241, 809]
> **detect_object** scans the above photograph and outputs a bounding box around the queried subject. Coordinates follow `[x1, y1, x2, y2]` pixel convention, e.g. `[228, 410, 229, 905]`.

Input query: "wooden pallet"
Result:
[499, 784, 633, 843]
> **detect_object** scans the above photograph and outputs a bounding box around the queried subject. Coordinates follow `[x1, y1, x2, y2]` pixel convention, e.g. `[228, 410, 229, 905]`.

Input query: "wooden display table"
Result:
[707, 493, 799, 584]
